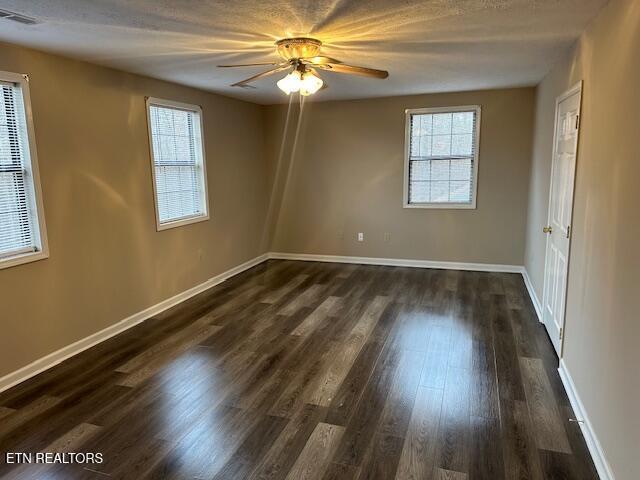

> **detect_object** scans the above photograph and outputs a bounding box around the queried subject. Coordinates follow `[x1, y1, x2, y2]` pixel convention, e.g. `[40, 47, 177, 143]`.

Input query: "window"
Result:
[146, 98, 209, 230]
[404, 106, 480, 208]
[0, 71, 48, 269]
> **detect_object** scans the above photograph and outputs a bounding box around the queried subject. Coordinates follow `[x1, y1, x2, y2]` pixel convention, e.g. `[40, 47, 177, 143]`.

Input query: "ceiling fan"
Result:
[218, 37, 389, 96]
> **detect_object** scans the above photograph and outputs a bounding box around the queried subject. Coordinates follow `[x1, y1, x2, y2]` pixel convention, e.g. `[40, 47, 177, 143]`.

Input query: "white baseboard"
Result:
[0, 253, 269, 394]
[268, 252, 523, 273]
[521, 268, 543, 322]
[559, 360, 615, 480]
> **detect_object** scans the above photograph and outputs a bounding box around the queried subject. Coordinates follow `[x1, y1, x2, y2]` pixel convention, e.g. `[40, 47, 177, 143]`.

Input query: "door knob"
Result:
[543, 226, 552, 234]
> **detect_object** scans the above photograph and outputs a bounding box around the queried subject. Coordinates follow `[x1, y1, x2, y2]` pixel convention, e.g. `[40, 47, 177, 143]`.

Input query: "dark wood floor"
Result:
[0, 260, 598, 479]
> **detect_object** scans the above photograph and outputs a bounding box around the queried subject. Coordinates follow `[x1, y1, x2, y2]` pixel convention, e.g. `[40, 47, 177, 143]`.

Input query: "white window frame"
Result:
[0, 71, 48, 270]
[145, 97, 210, 231]
[403, 105, 481, 209]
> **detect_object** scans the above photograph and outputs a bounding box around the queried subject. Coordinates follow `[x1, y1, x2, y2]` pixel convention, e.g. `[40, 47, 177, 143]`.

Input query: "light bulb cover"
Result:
[276, 70, 302, 95]
[299, 71, 323, 96]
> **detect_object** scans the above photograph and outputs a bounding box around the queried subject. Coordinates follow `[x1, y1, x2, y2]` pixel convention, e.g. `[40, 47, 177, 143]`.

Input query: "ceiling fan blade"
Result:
[318, 63, 389, 79]
[231, 65, 291, 87]
[302, 56, 342, 65]
[218, 62, 284, 68]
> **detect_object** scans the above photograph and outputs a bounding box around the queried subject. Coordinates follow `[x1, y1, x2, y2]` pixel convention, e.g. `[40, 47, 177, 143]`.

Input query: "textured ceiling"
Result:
[0, 0, 607, 104]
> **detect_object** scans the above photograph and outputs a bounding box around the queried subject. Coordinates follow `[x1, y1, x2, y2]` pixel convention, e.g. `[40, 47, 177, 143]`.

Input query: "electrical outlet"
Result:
[384, 232, 391, 242]
[338, 231, 344, 239]
[357, 232, 364, 242]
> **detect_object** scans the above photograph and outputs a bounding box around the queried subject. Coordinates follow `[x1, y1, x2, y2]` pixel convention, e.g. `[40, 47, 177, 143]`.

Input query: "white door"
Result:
[541, 82, 582, 356]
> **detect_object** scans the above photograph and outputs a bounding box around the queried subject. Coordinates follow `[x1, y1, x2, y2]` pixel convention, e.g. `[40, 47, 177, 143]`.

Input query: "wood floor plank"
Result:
[358, 433, 405, 480]
[492, 295, 527, 404]
[146, 405, 261, 479]
[117, 324, 223, 387]
[262, 274, 309, 304]
[213, 414, 289, 480]
[538, 449, 587, 480]
[500, 399, 544, 480]
[447, 321, 473, 371]
[249, 404, 326, 480]
[306, 296, 389, 406]
[379, 348, 425, 438]
[2, 423, 103, 480]
[44, 422, 102, 453]
[325, 302, 400, 426]
[285, 422, 345, 480]
[395, 386, 444, 480]
[436, 367, 471, 474]
[321, 462, 361, 480]
[519, 357, 572, 453]
[109, 436, 171, 480]
[436, 468, 468, 480]
[468, 415, 505, 480]
[290, 296, 342, 336]
[278, 284, 325, 315]
[470, 338, 500, 420]
[115, 314, 219, 374]
[0, 395, 62, 440]
[391, 305, 432, 352]
[420, 324, 452, 389]
[0, 406, 15, 420]
[509, 308, 540, 359]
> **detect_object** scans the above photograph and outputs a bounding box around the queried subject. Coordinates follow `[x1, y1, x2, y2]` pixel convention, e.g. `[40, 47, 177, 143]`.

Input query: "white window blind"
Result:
[0, 78, 43, 261]
[147, 99, 208, 229]
[405, 106, 480, 208]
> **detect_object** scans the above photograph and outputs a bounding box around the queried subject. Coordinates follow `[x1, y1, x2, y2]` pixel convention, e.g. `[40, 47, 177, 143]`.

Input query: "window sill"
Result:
[403, 202, 477, 210]
[0, 250, 49, 270]
[156, 213, 210, 231]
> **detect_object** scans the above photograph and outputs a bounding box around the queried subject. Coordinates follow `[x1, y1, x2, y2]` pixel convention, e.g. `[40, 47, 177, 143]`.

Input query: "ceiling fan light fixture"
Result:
[223, 37, 388, 93]
[276, 70, 302, 94]
[300, 70, 323, 96]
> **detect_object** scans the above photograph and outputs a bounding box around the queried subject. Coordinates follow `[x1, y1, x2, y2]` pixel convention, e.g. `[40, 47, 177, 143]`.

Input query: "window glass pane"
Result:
[430, 159, 450, 181]
[410, 134, 420, 157]
[450, 158, 472, 181]
[430, 181, 450, 202]
[410, 181, 430, 203]
[410, 160, 431, 181]
[411, 115, 421, 137]
[431, 135, 451, 156]
[432, 113, 452, 135]
[452, 112, 474, 134]
[451, 134, 473, 156]
[421, 115, 433, 135]
[450, 181, 471, 202]
[419, 135, 431, 157]
[0, 124, 11, 164]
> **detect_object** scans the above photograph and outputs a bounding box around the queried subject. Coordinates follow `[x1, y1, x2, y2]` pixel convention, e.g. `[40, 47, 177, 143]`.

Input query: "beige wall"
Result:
[524, 0, 640, 477]
[0, 43, 269, 377]
[265, 88, 535, 265]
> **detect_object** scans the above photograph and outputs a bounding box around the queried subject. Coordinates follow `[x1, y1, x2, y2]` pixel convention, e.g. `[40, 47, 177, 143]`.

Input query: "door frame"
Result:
[541, 80, 583, 357]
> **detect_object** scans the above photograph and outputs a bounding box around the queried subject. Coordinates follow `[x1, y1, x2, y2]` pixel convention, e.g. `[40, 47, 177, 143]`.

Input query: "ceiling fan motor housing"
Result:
[275, 37, 322, 60]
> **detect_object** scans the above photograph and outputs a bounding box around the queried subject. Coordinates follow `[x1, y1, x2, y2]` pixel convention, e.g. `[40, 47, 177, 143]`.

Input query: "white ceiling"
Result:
[0, 0, 607, 104]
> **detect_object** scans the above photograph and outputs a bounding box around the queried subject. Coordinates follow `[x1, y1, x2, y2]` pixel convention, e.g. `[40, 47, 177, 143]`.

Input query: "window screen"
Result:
[0, 79, 43, 260]
[147, 100, 208, 228]
[406, 107, 479, 207]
